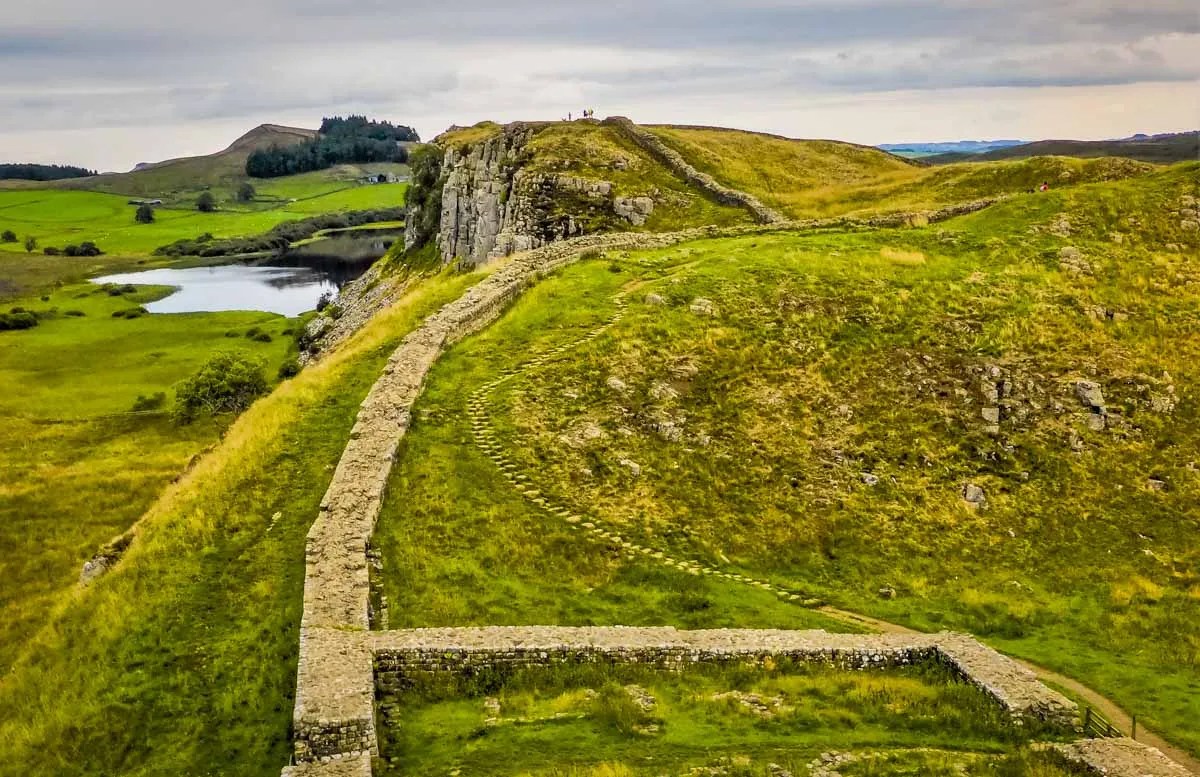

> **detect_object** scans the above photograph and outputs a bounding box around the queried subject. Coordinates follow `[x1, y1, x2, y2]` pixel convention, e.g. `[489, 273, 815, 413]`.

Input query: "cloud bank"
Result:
[1, 0, 1196, 170]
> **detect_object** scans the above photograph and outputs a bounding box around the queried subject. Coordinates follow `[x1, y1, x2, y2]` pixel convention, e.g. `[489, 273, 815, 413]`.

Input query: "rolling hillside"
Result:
[923, 131, 1199, 165]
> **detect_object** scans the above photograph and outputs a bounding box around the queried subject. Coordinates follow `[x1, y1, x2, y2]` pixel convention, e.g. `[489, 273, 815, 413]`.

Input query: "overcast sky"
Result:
[2, 0, 1197, 171]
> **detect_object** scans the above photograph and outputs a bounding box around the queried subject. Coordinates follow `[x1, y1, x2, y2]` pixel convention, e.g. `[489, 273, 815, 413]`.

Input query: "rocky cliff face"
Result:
[406, 122, 655, 267]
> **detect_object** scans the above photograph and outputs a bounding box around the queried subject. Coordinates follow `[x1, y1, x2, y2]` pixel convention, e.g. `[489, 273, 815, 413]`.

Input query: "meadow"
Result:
[379, 661, 1077, 776]
[0, 182, 407, 263]
[372, 164, 1200, 757]
[0, 279, 299, 672]
[0, 265, 483, 776]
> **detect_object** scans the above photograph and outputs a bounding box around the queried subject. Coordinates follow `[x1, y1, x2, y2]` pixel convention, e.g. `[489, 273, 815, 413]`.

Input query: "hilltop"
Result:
[402, 116, 1156, 267]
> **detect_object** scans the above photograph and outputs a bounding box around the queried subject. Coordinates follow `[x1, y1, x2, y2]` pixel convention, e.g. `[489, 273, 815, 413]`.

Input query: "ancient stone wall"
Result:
[1054, 738, 1195, 777]
[370, 626, 1076, 728]
[602, 116, 787, 225]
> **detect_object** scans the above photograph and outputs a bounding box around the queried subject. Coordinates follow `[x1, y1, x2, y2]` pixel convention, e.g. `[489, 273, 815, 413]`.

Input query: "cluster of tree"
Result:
[153, 207, 405, 257]
[0, 163, 96, 181]
[319, 115, 419, 142]
[246, 116, 418, 178]
[43, 241, 103, 257]
[135, 204, 155, 223]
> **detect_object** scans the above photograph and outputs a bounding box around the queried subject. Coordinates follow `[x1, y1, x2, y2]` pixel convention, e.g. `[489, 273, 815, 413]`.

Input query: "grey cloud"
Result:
[1, 0, 1197, 169]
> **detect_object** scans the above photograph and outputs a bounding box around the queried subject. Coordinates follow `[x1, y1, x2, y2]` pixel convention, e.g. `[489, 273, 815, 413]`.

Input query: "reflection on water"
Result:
[92, 261, 370, 317]
[92, 228, 398, 316]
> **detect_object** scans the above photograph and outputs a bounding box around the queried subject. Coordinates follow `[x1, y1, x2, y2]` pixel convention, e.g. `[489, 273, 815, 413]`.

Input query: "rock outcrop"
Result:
[407, 122, 660, 268]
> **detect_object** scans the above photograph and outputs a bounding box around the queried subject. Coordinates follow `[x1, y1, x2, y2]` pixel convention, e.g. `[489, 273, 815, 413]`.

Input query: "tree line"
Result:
[245, 116, 419, 178]
[0, 163, 97, 181]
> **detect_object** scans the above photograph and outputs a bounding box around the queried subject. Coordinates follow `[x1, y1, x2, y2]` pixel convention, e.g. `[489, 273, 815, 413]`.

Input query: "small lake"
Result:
[92, 227, 400, 317]
[93, 261, 369, 317]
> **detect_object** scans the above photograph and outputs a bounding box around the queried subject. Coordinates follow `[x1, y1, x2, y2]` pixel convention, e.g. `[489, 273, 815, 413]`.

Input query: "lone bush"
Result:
[173, 352, 267, 424]
[1, 229, 16, 243]
[197, 192, 217, 212]
[135, 204, 155, 223]
[0, 311, 38, 330]
[277, 359, 301, 379]
[131, 392, 166, 412]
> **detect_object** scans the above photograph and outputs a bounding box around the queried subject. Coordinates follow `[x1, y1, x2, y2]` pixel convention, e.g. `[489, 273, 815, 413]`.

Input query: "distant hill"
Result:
[46, 124, 320, 201]
[878, 140, 1025, 158]
[923, 131, 1198, 165]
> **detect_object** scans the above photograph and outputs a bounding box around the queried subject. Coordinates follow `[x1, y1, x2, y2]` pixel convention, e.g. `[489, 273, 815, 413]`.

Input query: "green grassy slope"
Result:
[0, 282, 296, 674]
[373, 163, 1200, 755]
[647, 125, 1157, 219]
[381, 662, 1073, 777]
[0, 268, 482, 777]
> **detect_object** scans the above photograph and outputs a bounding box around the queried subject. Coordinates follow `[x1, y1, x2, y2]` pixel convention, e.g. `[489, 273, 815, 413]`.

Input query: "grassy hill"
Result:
[0, 124, 409, 209]
[1, 110, 1198, 777]
[923, 132, 1199, 165]
[373, 163, 1200, 756]
[645, 125, 1157, 219]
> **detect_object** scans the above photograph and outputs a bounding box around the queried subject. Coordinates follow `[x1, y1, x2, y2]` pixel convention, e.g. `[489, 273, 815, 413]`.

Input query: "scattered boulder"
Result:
[689, 297, 717, 316]
[648, 381, 678, 401]
[644, 292, 665, 306]
[1059, 246, 1092, 274]
[1074, 380, 1107, 413]
[878, 586, 897, 599]
[860, 472, 880, 487]
[606, 376, 628, 393]
[618, 458, 642, 477]
[962, 483, 987, 506]
[79, 531, 134, 585]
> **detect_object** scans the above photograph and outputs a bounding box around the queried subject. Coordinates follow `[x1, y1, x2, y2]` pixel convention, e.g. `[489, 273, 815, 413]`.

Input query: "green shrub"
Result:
[224, 330, 241, 338]
[277, 360, 301, 379]
[43, 247, 61, 256]
[131, 392, 166, 412]
[111, 307, 148, 319]
[172, 352, 267, 423]
[64, 310, 86, 317]
[250, 331, 272, 343]
[0, 312, 38, 330]
[0, 229, 16, 243]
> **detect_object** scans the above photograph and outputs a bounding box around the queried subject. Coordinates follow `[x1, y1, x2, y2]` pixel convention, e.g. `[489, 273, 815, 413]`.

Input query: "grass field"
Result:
[373, 164, 1200, 756]
[0, 266, 483, 777]
[0, 280, 297, 674]
[379, 661, 1076, 776]
[0, 183, 407, 262]
[647, 126, 1158, 220]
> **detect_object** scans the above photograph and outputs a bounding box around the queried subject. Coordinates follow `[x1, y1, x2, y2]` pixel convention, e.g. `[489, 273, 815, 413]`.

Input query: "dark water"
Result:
[92, 230, 398, 317]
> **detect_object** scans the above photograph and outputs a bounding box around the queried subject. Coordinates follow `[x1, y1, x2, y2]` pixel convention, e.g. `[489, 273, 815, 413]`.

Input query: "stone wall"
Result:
[602, 116, 787, 225]
[371, 626, 1076, 729]
[1054, 738, 1195, 777]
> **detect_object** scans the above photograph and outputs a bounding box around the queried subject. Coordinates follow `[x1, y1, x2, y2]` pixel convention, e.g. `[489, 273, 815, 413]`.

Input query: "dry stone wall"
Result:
[602, 116, 787, 225]
[1055, 738, 1195, 776]
[371, 626, 1076, 728]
